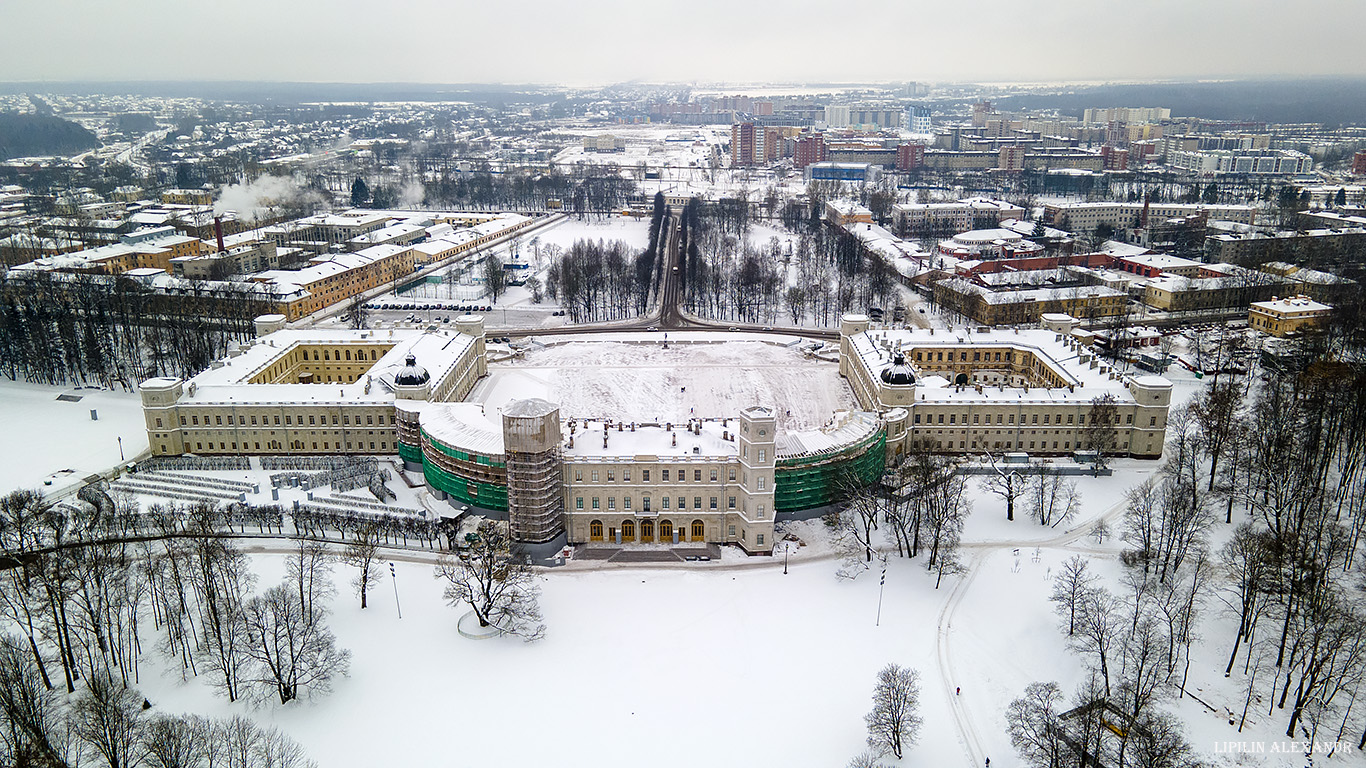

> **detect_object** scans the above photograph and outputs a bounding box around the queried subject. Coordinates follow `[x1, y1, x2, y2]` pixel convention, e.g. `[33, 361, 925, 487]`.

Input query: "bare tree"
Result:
[433, 520, 545, 640]
[241, 583, 351, 705]
[285, 538, 333, 622]
[1051, 555, 1098, 636]
[1083, 394, 1119, 475]
[142, 714, 211, 768]
[1073, 586, 1121, 697]
[1027, 474, 1079, 528]
[863, 663, 922, 760]
[340, 523, 383, 610]
[979, 453, 1025, 522]
[1005, 681, 1068, 768]
[72, 673, 144, 768]
[0, 633, 71, 767]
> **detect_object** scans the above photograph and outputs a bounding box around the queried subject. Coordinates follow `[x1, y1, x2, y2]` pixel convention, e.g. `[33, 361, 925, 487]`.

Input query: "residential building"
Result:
[1248, 295, 1333, 337]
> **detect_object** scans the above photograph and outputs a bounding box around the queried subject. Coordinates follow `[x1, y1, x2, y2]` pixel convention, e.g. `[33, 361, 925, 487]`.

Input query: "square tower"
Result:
[737, 406, 777, 553]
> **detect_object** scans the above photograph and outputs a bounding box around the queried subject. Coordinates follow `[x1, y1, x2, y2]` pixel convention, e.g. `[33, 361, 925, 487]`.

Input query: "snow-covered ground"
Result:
[532, 215, 653, 252]
[129, 446, 1323, 768]
[473, 338, 853, 430]
[0, 379, 148, 495]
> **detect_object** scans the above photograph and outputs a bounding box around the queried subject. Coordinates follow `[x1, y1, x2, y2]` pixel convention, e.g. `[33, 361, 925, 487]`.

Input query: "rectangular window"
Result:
[180, 416, 186, 426]
[1126, 415, 1133, 424]
[642, 469, 650, 482]
[607, 470, 615, 482]
[623, 469, 631, 482]
[575, 497, 584, 509]
[592, 497, 600, 509]
[709, 496, 718, 509]
[729, 525, 736, 536]
[1032, 414, 1038, 424]
[758, 477, 766, 490]
[623, 497, 632, 510]
[938, 414, 944, 424]
[592, 471, 599, 482]
[694, 469, 702, 482]
[710, 468, 717, 482]
[757, 505, 765, 519]
[678, 496, 686, 510]
[1067, 414, 1074, 424]
[1150, 416, 1157, 426]
[662, 469, 670, 481]
[757, 534, 765, 545]
[662, 496, 671, 509]
[608, 498, 615, 510]
[972, 414, 979, 424]
[192, 415, 199, 425]
[575, 470, 583, 482]
[215, 415, 222, 426]
[729, 468, 736, 481]
[758, 450, 765, 462]
[728, 496, 736, 509]
[914, 414, 921, 424]
[694, 497, 702, 509]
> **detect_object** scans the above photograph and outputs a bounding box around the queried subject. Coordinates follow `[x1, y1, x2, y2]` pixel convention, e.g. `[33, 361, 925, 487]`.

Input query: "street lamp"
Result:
[783, 539, 791, 574]
[389, 562, 402, 619]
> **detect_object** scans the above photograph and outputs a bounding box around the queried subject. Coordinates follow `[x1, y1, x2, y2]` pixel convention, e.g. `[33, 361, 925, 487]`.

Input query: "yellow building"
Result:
[1248, 295, 1333, 337]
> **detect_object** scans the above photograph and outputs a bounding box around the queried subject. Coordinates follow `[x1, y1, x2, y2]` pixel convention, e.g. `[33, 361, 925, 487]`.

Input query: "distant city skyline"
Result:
[3, 0, 1365, 86]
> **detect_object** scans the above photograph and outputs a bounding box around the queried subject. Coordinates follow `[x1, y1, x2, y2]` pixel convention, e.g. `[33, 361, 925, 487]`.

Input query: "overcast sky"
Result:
[3, 0, 1365, 86]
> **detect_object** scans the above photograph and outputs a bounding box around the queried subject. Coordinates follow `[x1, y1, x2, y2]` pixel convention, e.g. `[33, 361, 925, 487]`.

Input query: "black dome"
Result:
[394, 354, 430, 386]
[879, 353, 915, 385]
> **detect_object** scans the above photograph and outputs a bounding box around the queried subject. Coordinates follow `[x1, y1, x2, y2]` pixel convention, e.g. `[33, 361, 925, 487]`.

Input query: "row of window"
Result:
[186, 439, 389, 452]
[575, 466, 737, 484]
[917, 439, 1128, 452]
[911, 412, 1147, 426]
[576, 495, 761, 515]
[168, 412, 387, 428]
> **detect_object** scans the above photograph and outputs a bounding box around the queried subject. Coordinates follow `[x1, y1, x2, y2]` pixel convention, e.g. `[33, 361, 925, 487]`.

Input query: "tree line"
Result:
[0, 271, 269, 388]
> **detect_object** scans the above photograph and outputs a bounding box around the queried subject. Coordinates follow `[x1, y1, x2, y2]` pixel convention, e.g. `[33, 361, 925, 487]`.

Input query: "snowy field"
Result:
[533, 215, 653, 252]
[472, 338, 855, 429]
[0, 379, 148, 495]
[130, 445, 1323, 768]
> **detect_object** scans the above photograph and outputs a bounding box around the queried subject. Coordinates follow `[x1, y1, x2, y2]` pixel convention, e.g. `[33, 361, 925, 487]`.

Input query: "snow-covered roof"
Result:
[849, 326, 1162, 405]
[169, 327, 475, 406]
[563, 420, 736, 460]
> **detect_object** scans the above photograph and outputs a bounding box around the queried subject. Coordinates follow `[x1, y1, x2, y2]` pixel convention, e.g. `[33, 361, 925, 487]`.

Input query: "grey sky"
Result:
[3, 0, 1365, 85]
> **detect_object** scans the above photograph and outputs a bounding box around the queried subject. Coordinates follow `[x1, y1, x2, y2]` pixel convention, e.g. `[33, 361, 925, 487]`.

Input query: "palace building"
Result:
[143, 313, 1170, 554]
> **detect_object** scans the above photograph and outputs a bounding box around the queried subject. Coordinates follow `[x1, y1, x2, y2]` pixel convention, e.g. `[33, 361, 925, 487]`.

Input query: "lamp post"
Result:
[117, 436, 124, 462]
[783, 539, 790, 575]
[389, 562, 402, 619]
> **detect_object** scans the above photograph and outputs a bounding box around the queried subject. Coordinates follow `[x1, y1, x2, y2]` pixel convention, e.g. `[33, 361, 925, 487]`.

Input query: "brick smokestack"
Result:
[213, 216, 226, 253]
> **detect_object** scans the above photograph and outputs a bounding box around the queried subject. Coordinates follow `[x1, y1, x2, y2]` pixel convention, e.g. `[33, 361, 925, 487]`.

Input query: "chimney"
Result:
[214, 216, 226, 254]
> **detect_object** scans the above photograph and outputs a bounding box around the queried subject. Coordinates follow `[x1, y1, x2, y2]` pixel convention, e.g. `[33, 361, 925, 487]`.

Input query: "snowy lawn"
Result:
[0, 380, 147, 495]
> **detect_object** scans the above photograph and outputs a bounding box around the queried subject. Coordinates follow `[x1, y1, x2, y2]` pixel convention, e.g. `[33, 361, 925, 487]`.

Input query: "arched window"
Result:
[691, 519, 705, 540]
[659, 520, 673, 541]
[371, 350, 378, 360]
[323, 350, 330, 361]
[641, 519, 654, 542]
[589, 520, 603, 541]
[345, 350, 352, 361]
[622, 519, 635, 541]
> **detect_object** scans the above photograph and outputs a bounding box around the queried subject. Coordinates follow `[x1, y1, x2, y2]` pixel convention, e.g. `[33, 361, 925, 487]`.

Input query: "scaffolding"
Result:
[775, 428, 887, 512]
[502, 399, 564, 543]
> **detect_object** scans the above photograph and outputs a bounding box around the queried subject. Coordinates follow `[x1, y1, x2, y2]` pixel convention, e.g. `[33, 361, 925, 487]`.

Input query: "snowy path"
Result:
[938, 494, 1130, 767]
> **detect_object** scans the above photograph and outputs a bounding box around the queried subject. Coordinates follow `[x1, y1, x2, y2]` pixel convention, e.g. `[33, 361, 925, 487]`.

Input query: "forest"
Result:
[0, 112, 99, 160]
